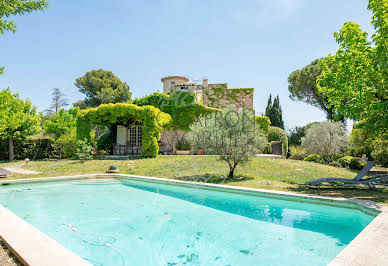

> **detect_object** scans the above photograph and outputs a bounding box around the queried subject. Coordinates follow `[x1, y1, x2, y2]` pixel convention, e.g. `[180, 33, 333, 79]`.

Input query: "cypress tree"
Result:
[265, 94, 284, 129]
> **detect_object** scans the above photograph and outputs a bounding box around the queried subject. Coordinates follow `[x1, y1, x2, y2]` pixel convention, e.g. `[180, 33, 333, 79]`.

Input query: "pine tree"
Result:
[50, 88, 69, 113]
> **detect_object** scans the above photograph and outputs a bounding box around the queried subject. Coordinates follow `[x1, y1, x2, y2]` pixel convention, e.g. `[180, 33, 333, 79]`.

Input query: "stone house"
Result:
[114, 76, 254, 155]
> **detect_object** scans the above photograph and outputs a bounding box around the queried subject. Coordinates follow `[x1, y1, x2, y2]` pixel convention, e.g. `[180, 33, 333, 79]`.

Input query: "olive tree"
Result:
[187, 106, 267, 179]
[301, 121, 348, 156]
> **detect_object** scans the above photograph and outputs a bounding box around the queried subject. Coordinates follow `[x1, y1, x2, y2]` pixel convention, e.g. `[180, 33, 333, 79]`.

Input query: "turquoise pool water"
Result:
[0, 177, 376, 266]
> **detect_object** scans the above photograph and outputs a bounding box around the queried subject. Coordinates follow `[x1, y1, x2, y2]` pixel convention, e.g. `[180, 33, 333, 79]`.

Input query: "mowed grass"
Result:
[1, 156, 387, 205]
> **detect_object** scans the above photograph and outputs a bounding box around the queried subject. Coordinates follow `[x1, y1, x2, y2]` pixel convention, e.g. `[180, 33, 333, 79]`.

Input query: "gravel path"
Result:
[0, 242, 21, 266]
[2, 165, 40, 175]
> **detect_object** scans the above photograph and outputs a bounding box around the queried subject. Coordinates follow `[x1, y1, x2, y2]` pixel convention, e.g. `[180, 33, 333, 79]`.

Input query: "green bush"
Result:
[371, 139, 388, 167]
[57, 130, 78, 159]
[75, 139, 92, 161]
[321, 154, 342, 165]
[176, 139, 191, 150]
[349, 157, 363, 170]
[0, 137, 60, 160]
[338, 155, 363, 169]
[289, 146, 306, 160]
[329, 161, 342, 167]
[304, 154, 322, 163]
[268, 126, 288, 156]
[255, 116, 271, 133]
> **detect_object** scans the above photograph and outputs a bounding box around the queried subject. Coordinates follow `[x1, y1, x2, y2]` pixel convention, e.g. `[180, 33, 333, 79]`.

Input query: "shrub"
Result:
[75, 139, 92, 161]
[329, 161, 342, 167]
[302, 121, 348, 156]
[289, 146, 306, 160]
[0, 137, 60, 160]
[338, 155, 354, 168]
[268, 126, 288, 156]
[321, 154, 342, 165]
[371, 139, 388, 167]
[57, 129, 78, 159]
[349, 157, 363, 170]
[304, 154, 322, 163]
[176, 139, 191, 150]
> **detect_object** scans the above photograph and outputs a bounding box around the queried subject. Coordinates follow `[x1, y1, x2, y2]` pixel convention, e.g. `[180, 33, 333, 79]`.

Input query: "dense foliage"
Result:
[267, 126, 288, 155]
[43, 108, 78, 139]
[317, 0, 388, 137]
[288, 122, 319, 146]
[76, 103, 171, 157]
[187, 106, 267, 178]
[302, 121, 348, 156]
[0, 138, 59, 161]
[0, 89, 41, 160]
[265, 94, 284, 129]
[255, 116, 271, 133]
[74, 69, 132, 108]
[133, 92, 215, 131]
[288, 58, 345, 121]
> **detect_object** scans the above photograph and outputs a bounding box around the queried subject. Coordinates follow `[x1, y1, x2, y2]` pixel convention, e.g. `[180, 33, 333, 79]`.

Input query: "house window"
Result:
[127, 125, 143, 147]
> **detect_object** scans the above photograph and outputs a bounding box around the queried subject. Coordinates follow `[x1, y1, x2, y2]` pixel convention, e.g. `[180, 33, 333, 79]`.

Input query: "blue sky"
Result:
[0, 0, 373, 130]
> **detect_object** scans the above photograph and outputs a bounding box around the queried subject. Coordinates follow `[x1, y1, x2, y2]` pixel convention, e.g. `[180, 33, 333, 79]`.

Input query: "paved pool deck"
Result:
[0, 173, 387, 266]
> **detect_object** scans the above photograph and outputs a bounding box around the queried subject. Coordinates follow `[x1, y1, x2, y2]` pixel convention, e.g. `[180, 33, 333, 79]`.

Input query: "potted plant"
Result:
[175, 139, 191, 155]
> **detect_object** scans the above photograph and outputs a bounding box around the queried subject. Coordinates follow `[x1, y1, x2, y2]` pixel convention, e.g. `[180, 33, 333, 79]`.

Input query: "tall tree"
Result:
[288, 59, 345, 122]
[0, 0, 48, 74]
[50, 88, 68, 113]
[265, 94, 284, 129]
[0, 89, 41, 161]
[318, 0, 387, 138]
[43, 108, 78, 139]
[74, 69, 132, 108]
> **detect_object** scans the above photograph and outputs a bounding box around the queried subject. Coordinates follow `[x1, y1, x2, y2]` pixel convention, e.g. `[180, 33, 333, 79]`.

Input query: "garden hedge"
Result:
[268, 126, 288, 155]
[0, 138, 60, 161]
[76, 103, 171, 157]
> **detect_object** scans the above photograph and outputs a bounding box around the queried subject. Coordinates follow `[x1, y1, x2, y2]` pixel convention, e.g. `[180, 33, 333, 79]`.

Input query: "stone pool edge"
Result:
[0, 205, 91, 266]
[1, 173, 387, 266]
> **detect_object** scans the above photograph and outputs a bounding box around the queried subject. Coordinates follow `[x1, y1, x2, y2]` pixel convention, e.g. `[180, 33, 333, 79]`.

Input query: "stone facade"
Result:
[161, 75, 254, 110]
[114, 76, 255, 155]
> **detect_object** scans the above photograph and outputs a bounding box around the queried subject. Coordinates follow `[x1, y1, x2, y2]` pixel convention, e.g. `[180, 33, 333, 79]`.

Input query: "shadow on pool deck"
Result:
[177, 174, 254, 184]
[290, 185, 388, 205]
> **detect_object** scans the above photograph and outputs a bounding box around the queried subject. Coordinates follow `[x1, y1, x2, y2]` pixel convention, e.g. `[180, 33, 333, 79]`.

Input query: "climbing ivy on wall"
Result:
[203, 86, 253, 109]
[133, 92, 215, 131]
[76, 103, 171, 157]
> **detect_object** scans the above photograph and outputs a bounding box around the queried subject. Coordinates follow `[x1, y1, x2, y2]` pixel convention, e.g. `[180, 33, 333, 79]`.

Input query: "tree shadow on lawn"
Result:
[177, 174, 254, 184]
[289, 184, 388, 205]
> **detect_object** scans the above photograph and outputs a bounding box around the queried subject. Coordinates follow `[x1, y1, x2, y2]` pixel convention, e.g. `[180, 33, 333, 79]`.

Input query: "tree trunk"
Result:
[228, 163, 238, 179]
[9, 138, 14, 161]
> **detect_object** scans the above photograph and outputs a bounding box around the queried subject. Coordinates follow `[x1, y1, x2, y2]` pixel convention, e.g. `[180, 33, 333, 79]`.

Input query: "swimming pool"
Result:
[0, 176, 378, 265]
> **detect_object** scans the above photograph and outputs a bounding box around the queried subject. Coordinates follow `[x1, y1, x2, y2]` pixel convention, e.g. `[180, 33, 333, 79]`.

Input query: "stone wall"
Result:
[159, 128, 187, 154]
[203, 87, 254, 110]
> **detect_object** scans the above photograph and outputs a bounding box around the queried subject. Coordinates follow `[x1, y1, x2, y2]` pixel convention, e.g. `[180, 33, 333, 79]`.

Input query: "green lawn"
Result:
[1, 156, 387, 205]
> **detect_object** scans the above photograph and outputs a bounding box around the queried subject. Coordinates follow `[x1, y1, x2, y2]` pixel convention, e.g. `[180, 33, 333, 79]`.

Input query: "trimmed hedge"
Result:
[267, 126, 288, 155]
[0, 138, 60, 161]
[76, 103, 171, 157]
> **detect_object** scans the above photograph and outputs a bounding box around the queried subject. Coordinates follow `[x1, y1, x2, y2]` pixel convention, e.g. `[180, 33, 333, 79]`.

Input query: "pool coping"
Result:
[0, 173, 387, 266]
